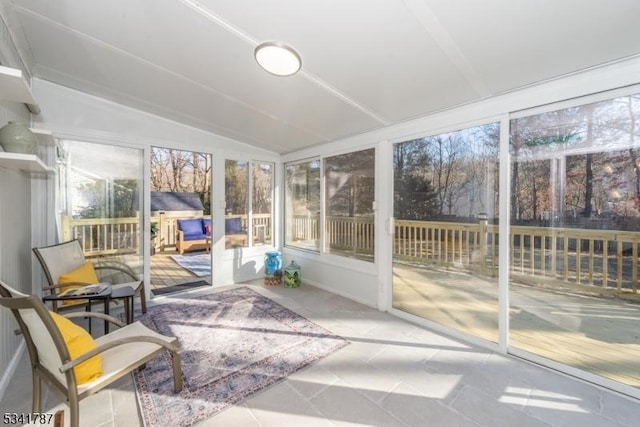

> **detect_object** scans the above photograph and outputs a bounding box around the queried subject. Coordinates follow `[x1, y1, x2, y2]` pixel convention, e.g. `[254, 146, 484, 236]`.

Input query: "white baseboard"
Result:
[0, 341, 25, 401]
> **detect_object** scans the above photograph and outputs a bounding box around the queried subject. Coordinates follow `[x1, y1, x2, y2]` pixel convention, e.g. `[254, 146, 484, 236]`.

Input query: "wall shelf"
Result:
[0, 152, 53, 174]
[30, 127, 55, 146]
[0, 65, 40, 114]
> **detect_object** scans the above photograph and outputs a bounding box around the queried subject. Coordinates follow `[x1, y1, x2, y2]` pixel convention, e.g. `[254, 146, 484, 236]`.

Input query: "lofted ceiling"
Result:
[3, 0, 640, 154]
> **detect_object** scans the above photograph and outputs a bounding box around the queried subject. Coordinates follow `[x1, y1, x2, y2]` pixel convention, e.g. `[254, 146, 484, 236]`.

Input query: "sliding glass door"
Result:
[509, 94, 640, 389]
[390, 91, 640, 393]
[392, 123, 500, 343]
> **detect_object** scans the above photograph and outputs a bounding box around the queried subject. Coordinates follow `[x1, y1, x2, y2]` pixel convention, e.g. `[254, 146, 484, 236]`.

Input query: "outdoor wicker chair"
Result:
[0, 279, 182, 427]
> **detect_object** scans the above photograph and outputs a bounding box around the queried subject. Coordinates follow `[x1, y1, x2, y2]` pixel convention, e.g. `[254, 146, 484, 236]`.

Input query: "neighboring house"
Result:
[150, 192, 204, 218]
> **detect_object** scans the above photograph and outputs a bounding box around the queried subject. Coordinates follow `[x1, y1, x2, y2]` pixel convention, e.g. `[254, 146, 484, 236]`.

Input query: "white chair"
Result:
[33, 239, 147, 313]
[0, 279, 182, 427]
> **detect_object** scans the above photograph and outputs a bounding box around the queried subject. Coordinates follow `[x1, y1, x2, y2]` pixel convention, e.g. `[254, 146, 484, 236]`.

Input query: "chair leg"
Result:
[31, 373, 41, 412]
[69, 394, 80, 427]
[171, 351, 183, 393]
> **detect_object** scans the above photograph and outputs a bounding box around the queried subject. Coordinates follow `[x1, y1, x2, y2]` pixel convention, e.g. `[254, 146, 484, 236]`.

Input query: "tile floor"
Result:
[1, 281, 639, 426]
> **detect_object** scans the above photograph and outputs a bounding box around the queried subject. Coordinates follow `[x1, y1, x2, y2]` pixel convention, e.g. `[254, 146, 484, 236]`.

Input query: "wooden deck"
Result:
[392, 261, 640, 389]
[150, 249, 211, 291]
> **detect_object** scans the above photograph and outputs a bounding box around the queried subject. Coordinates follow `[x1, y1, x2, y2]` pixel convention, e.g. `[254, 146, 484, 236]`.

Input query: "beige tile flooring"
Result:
[1, 280, 639, 426]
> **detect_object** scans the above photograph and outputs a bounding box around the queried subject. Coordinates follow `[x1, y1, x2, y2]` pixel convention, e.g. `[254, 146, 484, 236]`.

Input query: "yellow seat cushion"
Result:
[50, 312, 103, 384]
[58, 261, 99, 305]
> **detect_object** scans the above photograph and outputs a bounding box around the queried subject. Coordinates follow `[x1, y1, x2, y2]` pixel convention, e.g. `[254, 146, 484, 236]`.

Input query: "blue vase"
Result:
[264, 251, 282, 275]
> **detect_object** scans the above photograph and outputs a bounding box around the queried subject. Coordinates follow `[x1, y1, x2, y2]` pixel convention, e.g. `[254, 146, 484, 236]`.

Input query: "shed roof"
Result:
[150, 192, 204, 212]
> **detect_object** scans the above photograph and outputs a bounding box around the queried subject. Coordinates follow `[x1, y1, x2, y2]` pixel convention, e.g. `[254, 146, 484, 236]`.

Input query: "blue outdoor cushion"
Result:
[178, 219, 205, 235]
[182, 232, 206, 241]
[225, 217, 242, 234]
[202, 218, 212, 234]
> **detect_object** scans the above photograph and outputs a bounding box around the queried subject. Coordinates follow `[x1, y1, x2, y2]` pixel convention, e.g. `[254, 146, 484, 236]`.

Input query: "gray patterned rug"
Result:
[132, 286, 349, 427]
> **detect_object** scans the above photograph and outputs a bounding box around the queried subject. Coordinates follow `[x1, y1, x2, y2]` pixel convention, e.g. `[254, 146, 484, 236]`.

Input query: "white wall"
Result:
[0, 8, 42, 400]
[0, 111, 34, 399]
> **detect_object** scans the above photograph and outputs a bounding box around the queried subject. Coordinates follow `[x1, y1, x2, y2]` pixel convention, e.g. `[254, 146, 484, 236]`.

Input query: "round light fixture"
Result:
[254, 42, 301, 76]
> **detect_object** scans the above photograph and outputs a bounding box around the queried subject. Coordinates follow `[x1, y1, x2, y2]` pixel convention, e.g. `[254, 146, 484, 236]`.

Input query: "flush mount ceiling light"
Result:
[254, 42, 301, 76]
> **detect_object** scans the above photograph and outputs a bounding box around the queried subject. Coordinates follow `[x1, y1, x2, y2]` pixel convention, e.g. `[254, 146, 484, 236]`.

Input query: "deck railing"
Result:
[64, 213, 273, 254]
[64, 214, 640, 294]
[62, 216, 141, 257]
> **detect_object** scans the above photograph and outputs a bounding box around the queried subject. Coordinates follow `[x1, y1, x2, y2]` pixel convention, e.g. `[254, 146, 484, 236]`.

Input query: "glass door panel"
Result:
[58, 140, 143, 285]
[392, 124, 500, 343]
[509, 94, 640, 389]
[149, 147, 212, 290]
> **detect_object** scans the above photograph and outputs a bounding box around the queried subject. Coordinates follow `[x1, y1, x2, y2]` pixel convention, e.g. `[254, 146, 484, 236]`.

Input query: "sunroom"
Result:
[1, 1, 640, 425]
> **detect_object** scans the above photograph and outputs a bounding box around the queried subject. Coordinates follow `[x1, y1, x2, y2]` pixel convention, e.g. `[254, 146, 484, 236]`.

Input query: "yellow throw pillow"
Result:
[50, 312, 103, 384]
[58, 261, 99, 305]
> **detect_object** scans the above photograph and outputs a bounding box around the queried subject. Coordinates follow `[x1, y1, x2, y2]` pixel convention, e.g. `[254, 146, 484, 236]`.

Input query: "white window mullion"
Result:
[499, 114, 511, 354]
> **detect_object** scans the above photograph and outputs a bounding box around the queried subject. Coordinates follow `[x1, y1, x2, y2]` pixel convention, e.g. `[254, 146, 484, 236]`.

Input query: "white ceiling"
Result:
[4, 0, 640, 154]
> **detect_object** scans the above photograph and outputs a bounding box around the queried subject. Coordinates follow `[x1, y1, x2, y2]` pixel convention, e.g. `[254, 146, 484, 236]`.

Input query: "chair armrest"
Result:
[177, 230, 185, 242]
[59, 334, 179, 373]
[94, 262, 138, 281]
[61, 311, 126, 328]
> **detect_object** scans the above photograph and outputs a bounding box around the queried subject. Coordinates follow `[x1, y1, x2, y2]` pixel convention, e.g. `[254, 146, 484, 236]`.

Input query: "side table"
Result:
[43, 285, 136, 334]
[111, 286, 135, 325]
[43, 284, 112, 335]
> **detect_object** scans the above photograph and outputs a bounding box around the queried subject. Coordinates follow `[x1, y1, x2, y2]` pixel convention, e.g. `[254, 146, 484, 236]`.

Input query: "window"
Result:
[324, 148, 375, 261]
[285, 159, 320, 251]
[285, 149, 376, 261]
[225, 159, 274, 249]
[252, 162, 273, 245]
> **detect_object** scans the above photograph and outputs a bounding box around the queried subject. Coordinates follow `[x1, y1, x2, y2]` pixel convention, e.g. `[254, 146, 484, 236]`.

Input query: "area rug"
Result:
[152, 280, 210, 296]
[170, 253, 211, 277]
[132, 286, 349, 427]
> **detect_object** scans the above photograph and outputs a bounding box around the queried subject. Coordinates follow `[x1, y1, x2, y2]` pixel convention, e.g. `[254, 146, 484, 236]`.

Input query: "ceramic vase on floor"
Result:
[264, 250, 282, 286]
[0, 121, 37, 154]
[284, 260, 301, 288]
